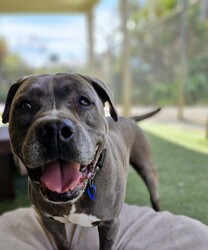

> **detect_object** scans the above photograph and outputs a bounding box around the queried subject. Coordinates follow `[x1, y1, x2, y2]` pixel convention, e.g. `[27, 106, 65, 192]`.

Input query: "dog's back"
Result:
[106, 111, 160, 211]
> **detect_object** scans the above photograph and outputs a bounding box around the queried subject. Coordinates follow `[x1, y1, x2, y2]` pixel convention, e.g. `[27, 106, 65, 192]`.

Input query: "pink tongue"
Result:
[40, 161, 82, 193]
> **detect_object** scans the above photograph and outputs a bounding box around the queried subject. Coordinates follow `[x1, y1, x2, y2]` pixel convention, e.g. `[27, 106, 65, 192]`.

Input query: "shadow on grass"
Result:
[125, 132, 208, 225]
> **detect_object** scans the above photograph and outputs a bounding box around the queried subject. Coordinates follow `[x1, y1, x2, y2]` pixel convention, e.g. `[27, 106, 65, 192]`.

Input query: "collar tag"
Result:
[87, 182, 96, 201]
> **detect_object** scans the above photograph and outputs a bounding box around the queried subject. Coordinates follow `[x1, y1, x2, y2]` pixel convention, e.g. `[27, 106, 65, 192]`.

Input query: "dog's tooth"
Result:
[87, 172, 93, 178]
[80, 165, 87, 173]
[33, 181, 40, 184]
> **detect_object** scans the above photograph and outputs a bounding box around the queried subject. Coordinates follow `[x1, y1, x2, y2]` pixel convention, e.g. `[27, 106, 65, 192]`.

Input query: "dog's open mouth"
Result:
[41, 160, 93, 193]
[27, 157, 98, 202]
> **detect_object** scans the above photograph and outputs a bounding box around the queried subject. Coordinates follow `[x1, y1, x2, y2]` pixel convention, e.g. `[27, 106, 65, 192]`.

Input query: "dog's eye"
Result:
[79, 96, 91, 106]
[18, 100, 32, 112]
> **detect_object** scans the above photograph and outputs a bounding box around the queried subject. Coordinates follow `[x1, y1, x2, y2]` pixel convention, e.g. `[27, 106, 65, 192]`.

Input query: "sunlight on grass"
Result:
[126, 129, 208, 224]
[141, 121, 208, 154]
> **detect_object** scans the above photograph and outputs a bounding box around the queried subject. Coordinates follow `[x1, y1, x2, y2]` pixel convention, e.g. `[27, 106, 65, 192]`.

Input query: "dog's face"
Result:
[2, 73, 118, 203]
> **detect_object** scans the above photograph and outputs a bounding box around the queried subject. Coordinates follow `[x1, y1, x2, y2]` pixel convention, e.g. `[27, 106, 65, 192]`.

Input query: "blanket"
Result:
[0, 204, 208, 250]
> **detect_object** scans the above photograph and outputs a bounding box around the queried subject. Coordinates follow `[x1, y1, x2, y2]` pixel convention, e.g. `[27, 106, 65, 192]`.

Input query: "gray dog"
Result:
[2, 73, 160, 250]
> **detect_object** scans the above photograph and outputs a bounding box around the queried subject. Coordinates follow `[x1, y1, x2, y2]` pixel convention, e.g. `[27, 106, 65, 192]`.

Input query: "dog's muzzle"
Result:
[27, 153, 101, 202]
[26, 119, 104, 202]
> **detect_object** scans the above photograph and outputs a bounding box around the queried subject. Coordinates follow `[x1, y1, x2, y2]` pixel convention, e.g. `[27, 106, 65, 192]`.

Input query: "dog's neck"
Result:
[86, 148, 107, 201]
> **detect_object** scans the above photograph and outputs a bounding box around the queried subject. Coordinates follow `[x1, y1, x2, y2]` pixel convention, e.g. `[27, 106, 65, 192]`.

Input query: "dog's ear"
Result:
[2, 77, 27, 124]
[79, 75, 118, 122]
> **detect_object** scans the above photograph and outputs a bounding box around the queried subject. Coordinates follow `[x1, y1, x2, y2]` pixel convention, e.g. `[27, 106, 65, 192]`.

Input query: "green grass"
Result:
[126, 122, 208, 225]
[142, 121, 208, 154]
[1, 122, 208, 226]
[0, 173, 30, 215]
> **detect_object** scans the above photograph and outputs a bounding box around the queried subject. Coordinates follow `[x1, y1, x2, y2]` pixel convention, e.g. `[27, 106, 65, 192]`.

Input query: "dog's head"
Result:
[2, 73, 118, 203]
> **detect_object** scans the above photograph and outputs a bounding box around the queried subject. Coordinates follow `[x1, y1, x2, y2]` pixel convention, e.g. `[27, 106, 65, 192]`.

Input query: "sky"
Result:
[0, 0, 120, 67]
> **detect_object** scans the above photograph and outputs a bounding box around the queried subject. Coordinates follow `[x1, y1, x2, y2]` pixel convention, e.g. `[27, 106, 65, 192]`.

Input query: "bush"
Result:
[185, 55, 208, 104]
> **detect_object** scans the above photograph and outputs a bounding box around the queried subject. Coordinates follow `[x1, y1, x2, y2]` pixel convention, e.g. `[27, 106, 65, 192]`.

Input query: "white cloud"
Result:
[0, 0, 119, 67]
[0, 15, 87, 66]
[1, 16, 86, 47]
[95, 7, 120, 53]
[2, 16, 86, 39]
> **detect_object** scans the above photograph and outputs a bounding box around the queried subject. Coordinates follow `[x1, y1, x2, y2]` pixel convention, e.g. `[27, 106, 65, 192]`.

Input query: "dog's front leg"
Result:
[41, 216, 70, 250]
[98, 219, 120, 250]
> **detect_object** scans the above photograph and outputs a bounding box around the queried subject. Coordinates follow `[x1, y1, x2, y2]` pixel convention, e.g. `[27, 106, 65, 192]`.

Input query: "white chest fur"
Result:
[51, 204, 101, 228]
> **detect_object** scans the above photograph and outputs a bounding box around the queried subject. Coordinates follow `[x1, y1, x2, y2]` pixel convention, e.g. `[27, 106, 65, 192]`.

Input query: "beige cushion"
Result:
[0, 204, 208, 250]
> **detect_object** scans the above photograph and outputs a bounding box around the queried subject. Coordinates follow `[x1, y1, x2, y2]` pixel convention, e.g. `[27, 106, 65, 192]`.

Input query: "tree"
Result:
[0, 38, 33, 103]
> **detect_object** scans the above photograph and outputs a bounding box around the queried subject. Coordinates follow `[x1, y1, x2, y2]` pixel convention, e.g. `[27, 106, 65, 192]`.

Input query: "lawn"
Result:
[126, 121, 208, 225]
[0, 174, 30, 214]
[1, 121, 208, 225]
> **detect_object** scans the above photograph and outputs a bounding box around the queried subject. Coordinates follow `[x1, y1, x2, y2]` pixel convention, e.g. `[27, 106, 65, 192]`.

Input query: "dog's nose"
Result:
[59, 120, 74, 141]
[36, 119, 75, 142]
